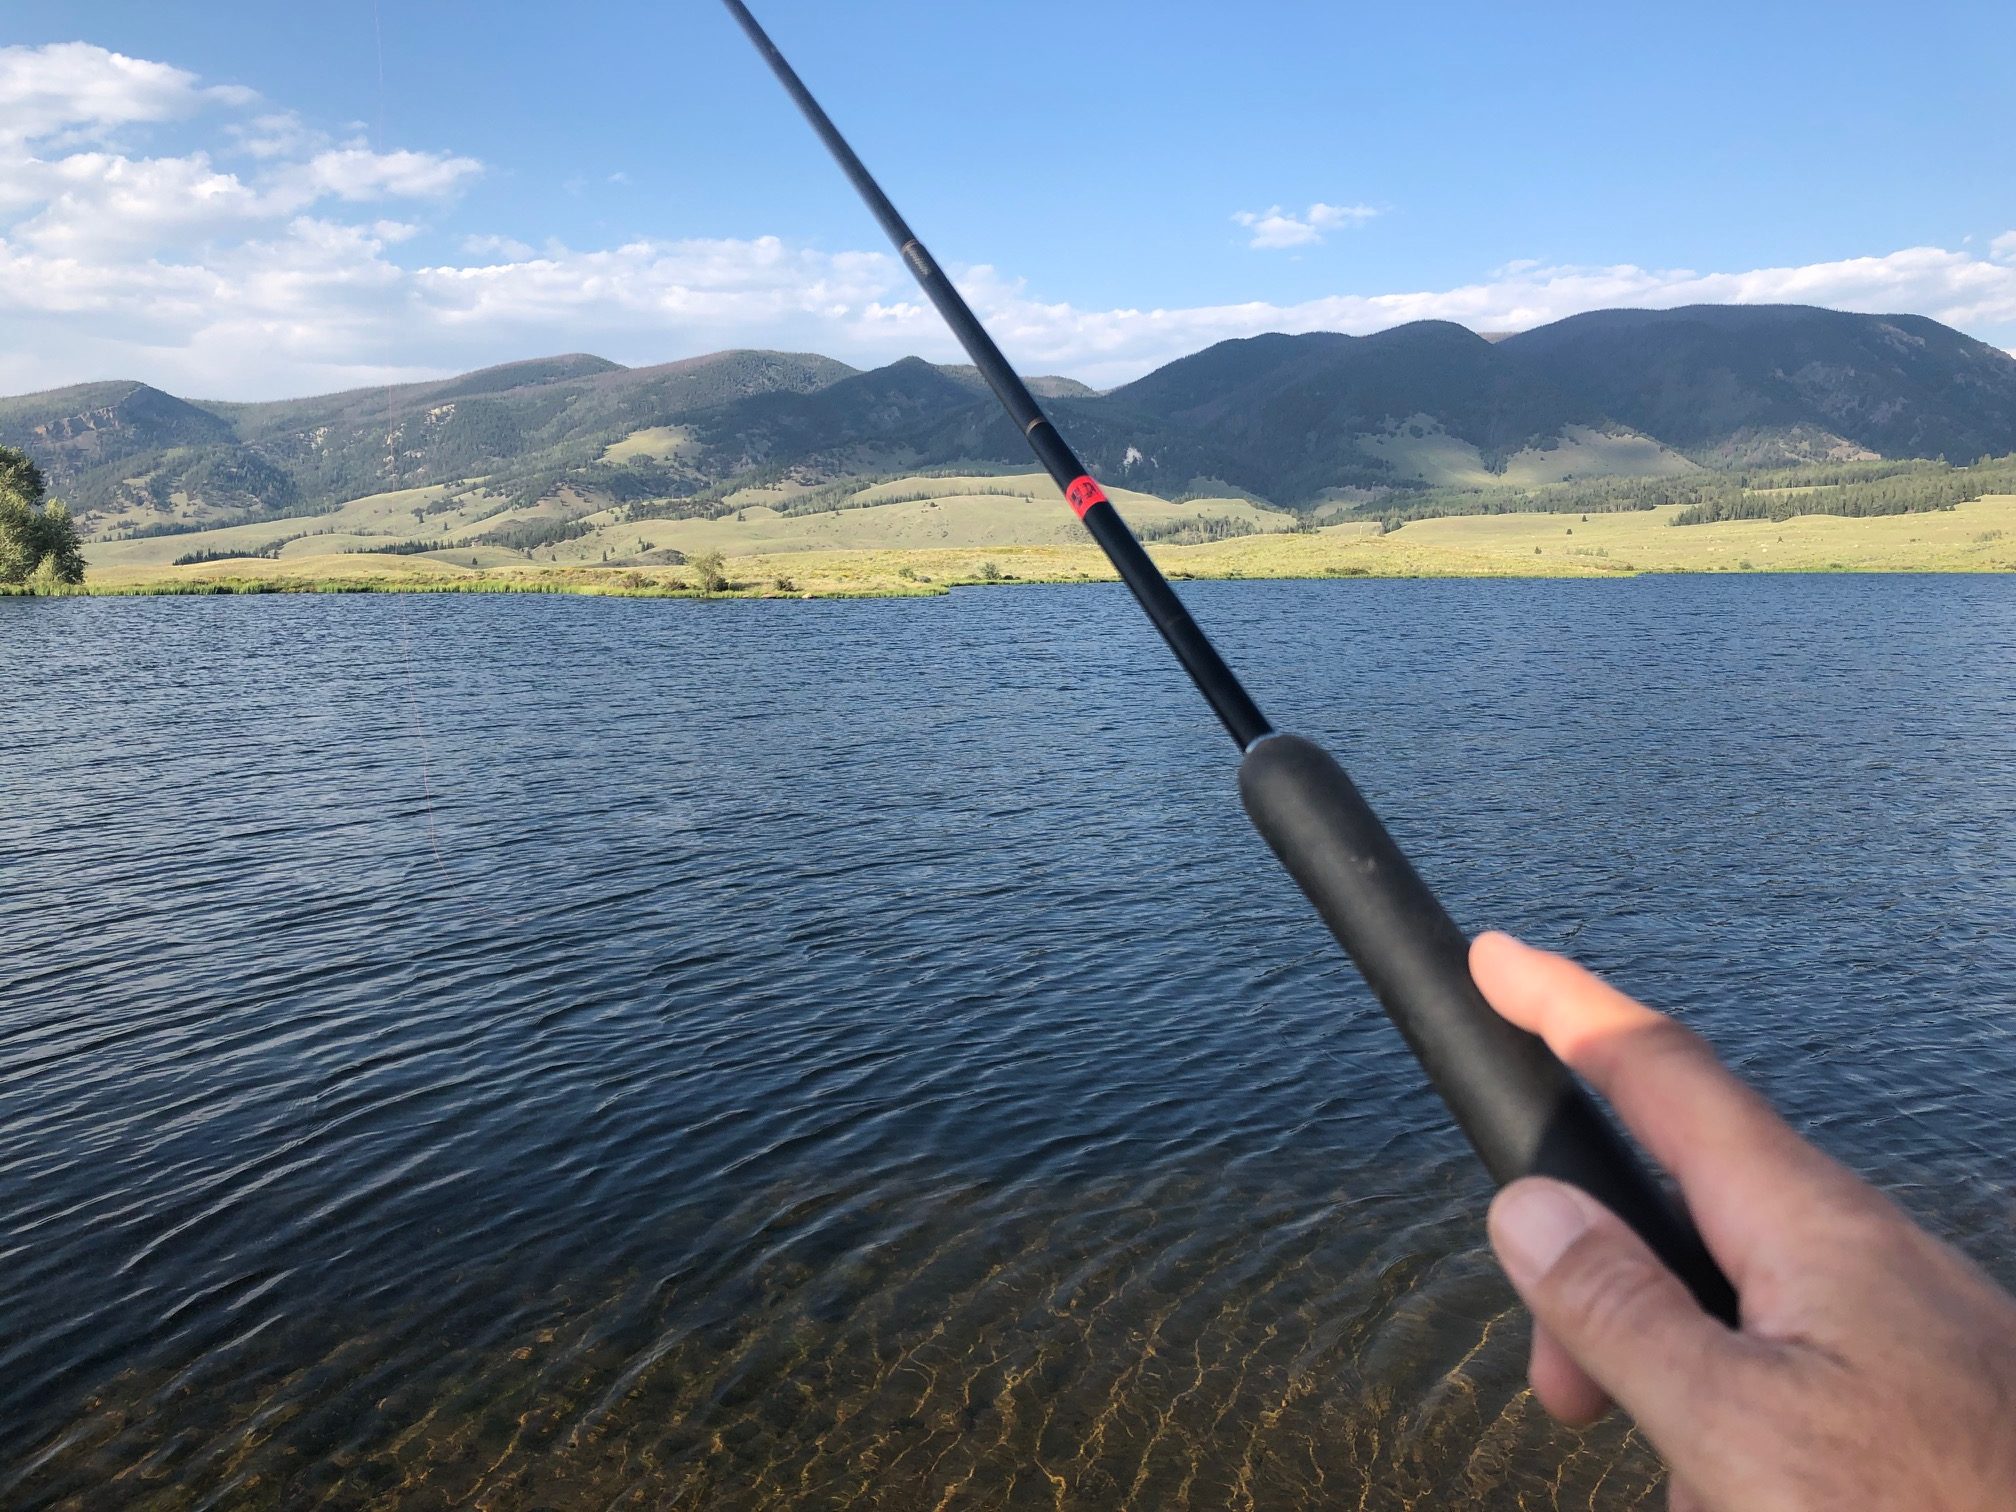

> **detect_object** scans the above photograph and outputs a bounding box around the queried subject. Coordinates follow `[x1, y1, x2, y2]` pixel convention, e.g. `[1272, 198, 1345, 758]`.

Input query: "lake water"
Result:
[3, 576, 2014, 1510]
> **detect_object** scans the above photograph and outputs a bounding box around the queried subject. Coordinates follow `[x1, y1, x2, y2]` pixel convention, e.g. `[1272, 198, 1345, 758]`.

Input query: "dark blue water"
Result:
[3, 577, 2013, 1509]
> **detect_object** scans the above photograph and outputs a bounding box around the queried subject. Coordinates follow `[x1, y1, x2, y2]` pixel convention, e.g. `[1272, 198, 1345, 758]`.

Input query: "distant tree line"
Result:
[474, 517, 594, 552]
[1360, 454, 2016, 532]
[1363, 472, 1730, 527]
[117, 517, 249, 541]
[768, 482, 1046, 522]
[1726, 457, 1937, 490]
[621, 464, 1048, 527]
[1671, 455, 2016, 525]
[172, 545, 283, 565]
[340, 539, 450, 556]
[1135, 514, 1271, 545]
[102, 493, 367, 539]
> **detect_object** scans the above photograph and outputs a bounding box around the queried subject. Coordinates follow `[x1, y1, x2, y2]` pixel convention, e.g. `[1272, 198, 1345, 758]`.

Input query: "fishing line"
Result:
[723, 0, 1738, 1323]
[389, 601, 537, 929]
[371, 0, 385, 118]
[368, 3, 460, 911]
[361, 5, 531, 930]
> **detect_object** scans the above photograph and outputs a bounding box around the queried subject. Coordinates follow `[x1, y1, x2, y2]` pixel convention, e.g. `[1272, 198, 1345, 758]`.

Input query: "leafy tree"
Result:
[0, 446, 42, 502]
[688, 549, 728, 596]
[0, 444, 86, 587]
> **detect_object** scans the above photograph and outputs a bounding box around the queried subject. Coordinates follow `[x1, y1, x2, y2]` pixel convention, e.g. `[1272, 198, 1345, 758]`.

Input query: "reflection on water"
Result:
[3, 578, 2013, 1508]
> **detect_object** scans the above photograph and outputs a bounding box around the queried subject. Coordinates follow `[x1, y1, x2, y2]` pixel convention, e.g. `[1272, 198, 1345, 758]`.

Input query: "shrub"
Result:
[690, 549, 728, 595]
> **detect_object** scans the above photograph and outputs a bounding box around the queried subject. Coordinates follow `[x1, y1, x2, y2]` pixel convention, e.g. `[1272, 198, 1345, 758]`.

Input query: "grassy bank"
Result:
[63, 497, 2016, 599]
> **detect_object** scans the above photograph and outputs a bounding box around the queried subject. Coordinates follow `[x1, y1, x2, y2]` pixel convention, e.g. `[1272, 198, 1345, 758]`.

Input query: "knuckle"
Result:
[1590, 1018, 1715, 1097]
[1551, 1239, 1680, 1347]
[1633, 1017, 1716, 1070]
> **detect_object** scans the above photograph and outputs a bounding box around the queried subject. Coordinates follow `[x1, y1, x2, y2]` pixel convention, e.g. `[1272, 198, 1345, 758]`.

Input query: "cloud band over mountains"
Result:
[3, 41, 2014, 400]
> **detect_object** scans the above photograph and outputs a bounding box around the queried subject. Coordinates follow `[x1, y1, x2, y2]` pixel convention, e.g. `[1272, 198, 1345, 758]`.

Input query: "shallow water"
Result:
[3, 576, 2013, 1510]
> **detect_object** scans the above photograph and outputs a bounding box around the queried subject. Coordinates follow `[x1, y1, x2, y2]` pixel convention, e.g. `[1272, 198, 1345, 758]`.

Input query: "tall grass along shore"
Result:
[31, 497, 2016, 600]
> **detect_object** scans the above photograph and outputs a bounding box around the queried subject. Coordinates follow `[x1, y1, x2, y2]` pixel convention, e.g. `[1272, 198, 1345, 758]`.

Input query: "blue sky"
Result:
[3, 0, 2013, 398]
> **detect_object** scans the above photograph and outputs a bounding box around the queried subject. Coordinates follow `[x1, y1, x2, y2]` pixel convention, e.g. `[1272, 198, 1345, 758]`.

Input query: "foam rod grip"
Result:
[1238, 733, 1737, 1326]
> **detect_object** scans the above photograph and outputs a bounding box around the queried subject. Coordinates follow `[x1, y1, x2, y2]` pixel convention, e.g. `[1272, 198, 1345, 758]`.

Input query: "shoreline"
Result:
[38, 496, 2016, 599]
[29, 562, 2016, 603]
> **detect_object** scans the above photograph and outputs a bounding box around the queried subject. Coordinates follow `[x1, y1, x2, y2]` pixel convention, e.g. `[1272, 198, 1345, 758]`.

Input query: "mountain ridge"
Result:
[4, 304, 2012, 538]
[1500, 305, 2016, 464]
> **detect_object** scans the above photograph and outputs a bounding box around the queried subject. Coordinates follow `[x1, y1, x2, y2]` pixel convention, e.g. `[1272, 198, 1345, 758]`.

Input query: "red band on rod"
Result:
[1064, 475, 1108, 518]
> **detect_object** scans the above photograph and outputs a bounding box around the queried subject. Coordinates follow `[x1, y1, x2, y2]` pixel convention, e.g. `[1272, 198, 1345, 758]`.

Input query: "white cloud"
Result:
[968, 246, 2016, 385]
[293, 145, 481, 202]
[412, 238, 900, 348]
[1308, 203, 1379, 232]
[10, 225, 2016, 401]
[3, 141, 480, 261]
[0, 39, 480, 263]
[1, 43, 2014, 400]
[225, 110, 321, 161]
[461, 232, 536, 261]
[1233, 201, 1380, 250]
[13, 151, 268, 253]
[0, 43, 497, 395]
[0, 42, 248, 146]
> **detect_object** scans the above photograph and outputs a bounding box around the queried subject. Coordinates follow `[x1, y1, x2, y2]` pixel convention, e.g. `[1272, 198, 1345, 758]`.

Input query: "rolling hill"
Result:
[1499, 306, 2016, 465]
[4, 303, 2013, 573]
[1098, 321, 1621, 497]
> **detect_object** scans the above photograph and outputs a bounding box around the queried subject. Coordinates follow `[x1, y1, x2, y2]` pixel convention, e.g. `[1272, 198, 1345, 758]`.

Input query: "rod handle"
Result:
[1238, 733, 1738, 1325]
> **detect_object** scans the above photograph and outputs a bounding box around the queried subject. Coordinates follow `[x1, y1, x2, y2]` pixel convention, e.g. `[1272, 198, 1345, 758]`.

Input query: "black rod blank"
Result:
[720, 0, 1270, 752]
[722, 0, 1738, 1327]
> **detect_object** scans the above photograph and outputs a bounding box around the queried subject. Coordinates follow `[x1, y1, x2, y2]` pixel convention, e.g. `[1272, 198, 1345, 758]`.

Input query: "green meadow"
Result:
[74, 492, 2016, 599]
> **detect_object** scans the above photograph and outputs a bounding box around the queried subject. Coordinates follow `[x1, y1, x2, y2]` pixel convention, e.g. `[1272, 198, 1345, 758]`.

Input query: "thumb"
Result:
[1489, 1178, 1749, 1451]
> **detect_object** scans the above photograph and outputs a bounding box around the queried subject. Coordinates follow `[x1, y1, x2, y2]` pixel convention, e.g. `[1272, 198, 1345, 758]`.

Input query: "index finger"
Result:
[1470, 932, 1876, 1271]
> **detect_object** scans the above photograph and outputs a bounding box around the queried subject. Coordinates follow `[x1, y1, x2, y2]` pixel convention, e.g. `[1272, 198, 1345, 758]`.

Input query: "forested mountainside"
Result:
[4, 304, 2012, 546]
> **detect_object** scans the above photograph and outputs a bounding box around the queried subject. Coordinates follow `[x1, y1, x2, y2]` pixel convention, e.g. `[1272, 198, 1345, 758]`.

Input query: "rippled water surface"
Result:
[4, 577, 2014, 1510]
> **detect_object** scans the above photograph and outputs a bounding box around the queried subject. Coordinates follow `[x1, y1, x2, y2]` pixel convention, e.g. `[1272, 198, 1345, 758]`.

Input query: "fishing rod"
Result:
[721, 0, 1737, 1326]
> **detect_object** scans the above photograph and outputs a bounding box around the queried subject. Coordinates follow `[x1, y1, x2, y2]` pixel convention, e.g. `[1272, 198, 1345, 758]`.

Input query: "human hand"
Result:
[1469, 931, 2016, 1511]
